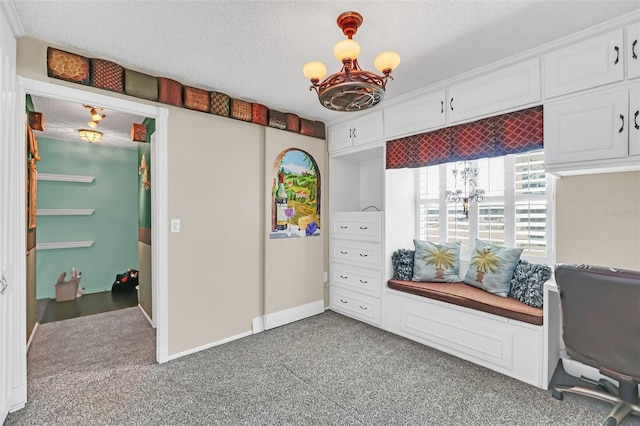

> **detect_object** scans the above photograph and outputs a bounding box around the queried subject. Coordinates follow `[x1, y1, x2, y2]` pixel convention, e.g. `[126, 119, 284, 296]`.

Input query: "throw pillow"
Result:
[463, 239, 523, 296]
[412, 240, 462, 283]
[509, 260, 551, 308]
[391, 249, 414, 281]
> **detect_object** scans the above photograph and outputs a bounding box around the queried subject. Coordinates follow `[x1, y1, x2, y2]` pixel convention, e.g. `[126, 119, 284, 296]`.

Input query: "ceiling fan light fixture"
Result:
[303, 11, 400, 112]
[79, 129, 103, 143]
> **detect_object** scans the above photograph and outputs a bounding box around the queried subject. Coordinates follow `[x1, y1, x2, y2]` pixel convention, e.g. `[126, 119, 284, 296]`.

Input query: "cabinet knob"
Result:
[359, 253, 368, 257]
[634, 110, 639, 130]
[633, 40, 638, 60]
[340, 299, 348, 304]
[349, 128, 352, 139]
[340, 275, 348, 279]
[359, 226, 368, 230]
[352, 128, 357, 139]
[359, 279, 368, 284]
[619, 114, 625, 133]
[614, 46, 620, 65]
[359, 305, 368, 310]
[450, 97, 454, 111]
[340, 225, 348, 229]
[340, 250, 348, 254]
[441, 100, 444, 114]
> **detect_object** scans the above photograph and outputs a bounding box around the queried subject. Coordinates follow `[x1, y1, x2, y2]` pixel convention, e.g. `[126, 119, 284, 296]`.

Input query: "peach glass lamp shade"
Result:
[303, 61, 328, 81]
[333, 39, 361, 61]
[374, 51, 401, 72]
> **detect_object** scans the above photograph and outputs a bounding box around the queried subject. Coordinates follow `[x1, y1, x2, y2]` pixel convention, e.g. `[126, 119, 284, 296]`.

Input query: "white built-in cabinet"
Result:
[545, 88, 630, 166]
[329, 211, 383, 325]
[383, 89, 447, 140]
[328, 110, 383, 152]
[628, 23, 640, 80]
[544, 30, 625, 98]
[447, 58, 541, 124]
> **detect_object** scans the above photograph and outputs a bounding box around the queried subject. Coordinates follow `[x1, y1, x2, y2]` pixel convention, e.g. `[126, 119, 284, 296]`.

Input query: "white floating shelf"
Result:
[36, 241, 95, 251]
[37, 209, 95, 216]
[37, 173, 95, 183]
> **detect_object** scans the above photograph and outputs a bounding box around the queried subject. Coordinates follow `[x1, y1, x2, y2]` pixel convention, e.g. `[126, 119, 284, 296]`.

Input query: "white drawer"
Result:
[331, 287, 381, 325]
[330, 263, 381, 297]
[330, 239, 381, 269]
[331, 212, 382, 242]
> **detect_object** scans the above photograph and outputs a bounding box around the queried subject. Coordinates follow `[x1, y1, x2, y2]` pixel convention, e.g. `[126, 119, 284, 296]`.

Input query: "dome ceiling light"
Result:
[303, 11, 400, 112]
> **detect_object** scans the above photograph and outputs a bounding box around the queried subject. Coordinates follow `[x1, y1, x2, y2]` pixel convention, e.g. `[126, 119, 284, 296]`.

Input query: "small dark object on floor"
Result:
[111, 269, 139, 293]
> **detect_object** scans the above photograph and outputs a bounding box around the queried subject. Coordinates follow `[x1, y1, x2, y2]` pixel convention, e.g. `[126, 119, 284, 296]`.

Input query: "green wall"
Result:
[36, 137, 138, 299]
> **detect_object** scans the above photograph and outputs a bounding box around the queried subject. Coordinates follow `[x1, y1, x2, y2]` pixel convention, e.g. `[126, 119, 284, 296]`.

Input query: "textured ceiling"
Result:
[31, 95, 147, 149]
[9, 0, 640, 137]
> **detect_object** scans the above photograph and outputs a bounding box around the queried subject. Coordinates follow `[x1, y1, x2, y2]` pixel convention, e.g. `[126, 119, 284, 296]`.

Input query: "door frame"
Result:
[11, 77, 170, 408]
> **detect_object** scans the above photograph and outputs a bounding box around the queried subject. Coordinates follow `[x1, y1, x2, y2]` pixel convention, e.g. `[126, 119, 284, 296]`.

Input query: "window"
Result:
[417, 150, 552, 263]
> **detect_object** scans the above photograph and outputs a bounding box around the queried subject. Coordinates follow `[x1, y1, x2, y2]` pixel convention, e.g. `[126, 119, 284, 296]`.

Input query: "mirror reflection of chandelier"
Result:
[445, 161, 485, 218]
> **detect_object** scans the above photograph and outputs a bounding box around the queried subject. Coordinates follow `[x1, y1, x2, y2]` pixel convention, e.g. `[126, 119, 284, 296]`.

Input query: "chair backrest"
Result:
[555, 264, 640, 383]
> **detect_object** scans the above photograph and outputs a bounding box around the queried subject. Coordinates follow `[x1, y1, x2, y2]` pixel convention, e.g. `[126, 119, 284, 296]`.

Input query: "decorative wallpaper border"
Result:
[46, 47, 326, 140]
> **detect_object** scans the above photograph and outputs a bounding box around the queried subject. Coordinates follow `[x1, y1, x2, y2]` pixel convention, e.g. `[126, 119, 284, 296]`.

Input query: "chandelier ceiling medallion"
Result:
[303, 11, 400, 112]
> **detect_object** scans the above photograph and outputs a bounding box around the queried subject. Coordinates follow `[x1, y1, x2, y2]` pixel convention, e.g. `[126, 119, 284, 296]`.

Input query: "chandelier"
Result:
[302, 11, 400, 112]
[78, 129, 103, 143]
[83, 105, 105, 128]
[445, 161, 485, 218]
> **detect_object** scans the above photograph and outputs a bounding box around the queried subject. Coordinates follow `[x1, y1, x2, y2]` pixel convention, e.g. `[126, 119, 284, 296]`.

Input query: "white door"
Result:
[328, 120, 353, 152]
[383, 89, 447, 140]
[544, 88, 629, 166]
[448, 58, 541, 124]
[351, 110, 383, 147]
[0, 7, 22, 423]
[630, 85, 640, 156]
[544, 29, 624, 98]
[627, 23, 640, 80]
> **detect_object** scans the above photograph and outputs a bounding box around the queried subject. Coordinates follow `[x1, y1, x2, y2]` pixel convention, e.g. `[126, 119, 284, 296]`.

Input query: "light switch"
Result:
[171, 219, 181, 233]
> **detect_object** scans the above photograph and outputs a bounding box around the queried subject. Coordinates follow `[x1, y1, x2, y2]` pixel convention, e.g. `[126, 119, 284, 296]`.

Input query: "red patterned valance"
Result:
[386, 106, 543, 169]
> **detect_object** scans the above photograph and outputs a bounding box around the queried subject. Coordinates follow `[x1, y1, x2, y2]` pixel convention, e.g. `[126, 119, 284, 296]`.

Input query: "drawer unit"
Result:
[331, 263, 381, 297]
[330, 239, 381, 269]
[331, 212, 382, 242]
[331, 286, 381, 325]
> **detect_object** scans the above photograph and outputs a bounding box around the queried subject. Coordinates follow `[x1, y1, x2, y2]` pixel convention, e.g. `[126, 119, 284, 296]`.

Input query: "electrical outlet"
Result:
[171, 219, 181, 233]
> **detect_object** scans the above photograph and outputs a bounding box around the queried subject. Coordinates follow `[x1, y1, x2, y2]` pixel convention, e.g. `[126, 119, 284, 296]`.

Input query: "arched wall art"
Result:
[269, 149, 321, 239]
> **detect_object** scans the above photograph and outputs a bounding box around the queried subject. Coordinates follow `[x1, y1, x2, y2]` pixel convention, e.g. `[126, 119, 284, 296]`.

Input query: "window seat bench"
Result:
[387, 279, 543, 325]
[386, 279, 546, 388]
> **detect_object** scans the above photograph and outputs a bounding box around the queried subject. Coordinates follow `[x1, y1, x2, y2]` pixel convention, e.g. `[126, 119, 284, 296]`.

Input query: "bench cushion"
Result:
[388, 279, 543, 326]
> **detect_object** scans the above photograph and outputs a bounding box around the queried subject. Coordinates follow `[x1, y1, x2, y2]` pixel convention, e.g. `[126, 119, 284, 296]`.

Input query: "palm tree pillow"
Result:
[463, 239, 524, 297]
[412, 240, 462, 283]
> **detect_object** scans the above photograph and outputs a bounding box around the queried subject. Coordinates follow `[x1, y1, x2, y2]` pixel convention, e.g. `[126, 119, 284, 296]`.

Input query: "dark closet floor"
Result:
[37, 290, 138, 324]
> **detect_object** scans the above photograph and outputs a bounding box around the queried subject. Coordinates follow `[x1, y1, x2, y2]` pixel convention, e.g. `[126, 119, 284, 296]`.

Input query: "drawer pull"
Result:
[359, 305, 368, 310]
[634, 110, 639, 130]
[339, 225, 348, 229]
[619, 114, 625, 133]
[614, 46, 620, 65]
[359, 253, 368, 257]
[440, 100, 444, 114]
[340, 275, 348, 279]
[633, 39, 638, 59]
[359, 226, 368, 230]
[340, 299, 348, 304]
[340, 250, 348, 254]
[359, 279, 368, 284]
[450, 97, 454, 111]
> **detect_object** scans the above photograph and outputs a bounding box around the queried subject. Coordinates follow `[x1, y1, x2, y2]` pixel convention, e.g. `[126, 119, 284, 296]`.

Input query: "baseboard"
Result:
[138, 304, 155, 328]
[26, 322, 38, 353]
[166, 329, 253, 362]
[264, 299, 324, 330]
[252, 316, 265, 334]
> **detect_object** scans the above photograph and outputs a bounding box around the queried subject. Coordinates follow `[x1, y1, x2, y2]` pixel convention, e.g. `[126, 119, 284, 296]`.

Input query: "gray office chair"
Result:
[553, 264, 640, 426]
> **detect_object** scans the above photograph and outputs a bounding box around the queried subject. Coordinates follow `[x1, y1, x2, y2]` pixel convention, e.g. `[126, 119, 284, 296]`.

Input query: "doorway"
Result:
[10, 77, 170, 411]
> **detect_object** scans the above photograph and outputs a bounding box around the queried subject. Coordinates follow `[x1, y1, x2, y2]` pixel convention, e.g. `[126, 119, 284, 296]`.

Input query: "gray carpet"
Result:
[6, 309, 639, 425]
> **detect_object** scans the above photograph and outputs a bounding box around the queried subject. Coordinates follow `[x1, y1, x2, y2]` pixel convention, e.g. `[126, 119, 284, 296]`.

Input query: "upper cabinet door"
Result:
[544, 88, 629, 166]
[328, 121, 353, 152]
[351, 110, 384, 147]
[544, 29, 624, 98]
[448, 58, 541, 124]
[383, 89, 447, 140]
[628, 23, 640, 80]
